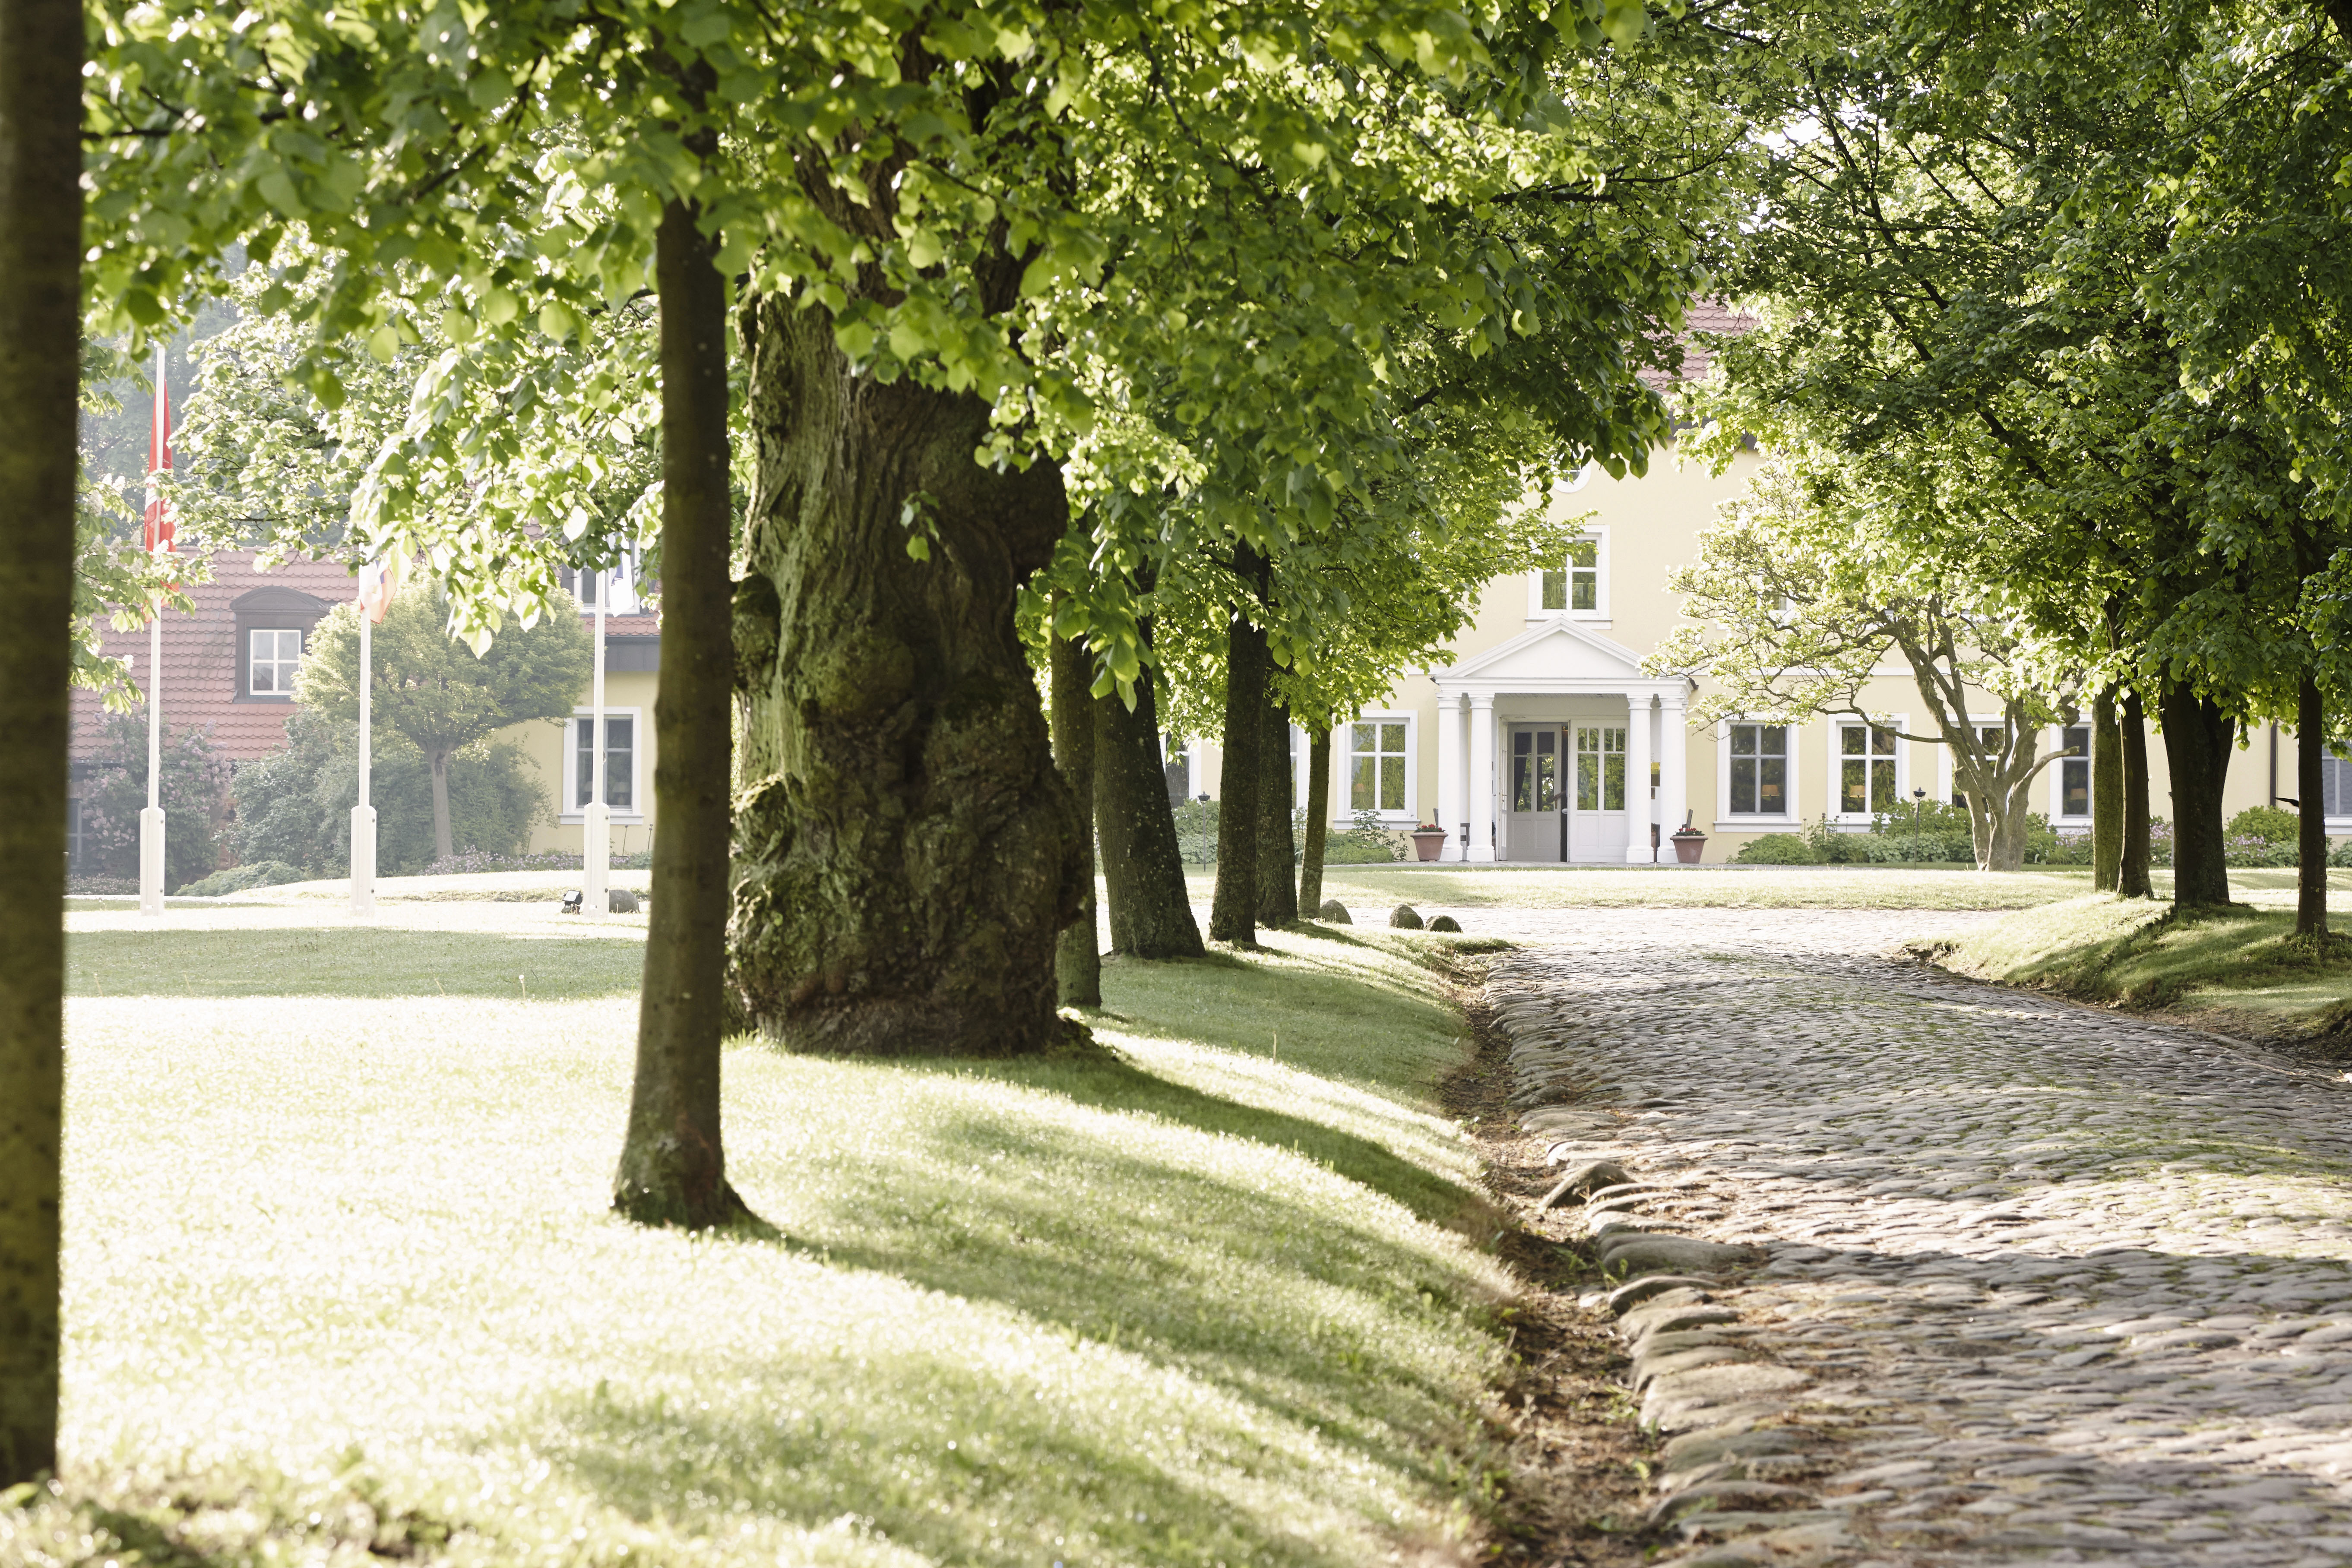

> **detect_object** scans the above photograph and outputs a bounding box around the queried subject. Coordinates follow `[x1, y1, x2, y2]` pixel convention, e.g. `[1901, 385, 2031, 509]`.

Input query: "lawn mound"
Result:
[1921, 894, 2352, 1043]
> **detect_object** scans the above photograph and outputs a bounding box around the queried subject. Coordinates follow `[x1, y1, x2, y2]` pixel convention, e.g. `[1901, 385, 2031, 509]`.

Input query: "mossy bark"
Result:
[2300, 674, 2329, 939]
[613, 194, 756, 1229]
[2121, 687, 2154, 898]
[2092, 686, 2124, 893]
[1208, 545, 1268, 945]
[0, 0, 78, 1483]
[2160, 679, 2235, 910]
[1049, 614, 1102, 1005]
[1255, 697, 1298, 926]
[728, 283, 1079, 1055]
[1298, 728, 1332, 915]
[1093, 658, 1203, 959]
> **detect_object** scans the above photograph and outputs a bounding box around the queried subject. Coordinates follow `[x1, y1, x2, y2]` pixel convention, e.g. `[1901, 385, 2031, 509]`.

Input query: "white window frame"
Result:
[1936, 718, 2009, 809]
[1342, 712, 1417, 824]
[1713, 718, 1800, 830]
[247, 626, 305, 697]
[2050, 722, 2092, 823]
[560, 706, 646, 823]
[2323, 743, 2352, 829]
[1526, 527, 1611, 624]
[1827, 715, 1909, 824]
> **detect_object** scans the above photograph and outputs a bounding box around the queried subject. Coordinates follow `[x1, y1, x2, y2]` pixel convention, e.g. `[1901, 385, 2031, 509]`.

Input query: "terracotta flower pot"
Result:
[1671, 831, 1706, 865]
[1410, 826, 1449, 863]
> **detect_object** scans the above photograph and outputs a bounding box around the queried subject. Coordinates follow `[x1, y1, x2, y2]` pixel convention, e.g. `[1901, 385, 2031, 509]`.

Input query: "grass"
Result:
[1926, 891, 2352, 1040]
[1269, 863, 2095, 911]
[31, 901, 1520, 1568]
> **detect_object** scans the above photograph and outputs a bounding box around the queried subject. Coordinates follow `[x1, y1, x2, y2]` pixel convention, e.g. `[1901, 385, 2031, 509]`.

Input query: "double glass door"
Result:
[1506, 724, 1628, 861]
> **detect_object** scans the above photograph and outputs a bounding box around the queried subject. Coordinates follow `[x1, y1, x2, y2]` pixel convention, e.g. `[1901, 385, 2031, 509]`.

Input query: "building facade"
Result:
[1174, 444, 2322, 863]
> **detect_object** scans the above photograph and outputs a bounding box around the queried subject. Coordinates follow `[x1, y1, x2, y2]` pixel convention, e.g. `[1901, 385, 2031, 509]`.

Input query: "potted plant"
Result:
[1670, 812, 1706, 865]
[1409, 821, 1450, 862]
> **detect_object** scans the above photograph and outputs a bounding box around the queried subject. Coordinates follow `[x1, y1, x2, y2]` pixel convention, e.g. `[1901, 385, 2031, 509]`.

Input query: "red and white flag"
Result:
[143, 350, 174, 556]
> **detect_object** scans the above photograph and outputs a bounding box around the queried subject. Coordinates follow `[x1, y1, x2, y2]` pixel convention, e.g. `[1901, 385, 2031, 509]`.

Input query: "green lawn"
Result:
[31, 902, 1518, 1567]
[1928, 891, 2352, 1040]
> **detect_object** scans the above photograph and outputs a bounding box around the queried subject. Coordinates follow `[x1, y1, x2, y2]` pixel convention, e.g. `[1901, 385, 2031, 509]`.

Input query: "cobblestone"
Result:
[1477, 906, 2352, 1566]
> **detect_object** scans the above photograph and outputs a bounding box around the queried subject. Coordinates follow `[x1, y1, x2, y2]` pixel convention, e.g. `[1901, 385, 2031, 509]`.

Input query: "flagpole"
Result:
[138, 339, 168, 918]
[351, 562, 377, 918]
[583, 565, 610, 920]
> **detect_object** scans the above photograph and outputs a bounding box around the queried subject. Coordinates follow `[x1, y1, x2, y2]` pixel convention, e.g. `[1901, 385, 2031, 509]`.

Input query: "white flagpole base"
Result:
[138, 805, 166, 917]
[350, 805, 377, 917]
[582, 801, 611, 919]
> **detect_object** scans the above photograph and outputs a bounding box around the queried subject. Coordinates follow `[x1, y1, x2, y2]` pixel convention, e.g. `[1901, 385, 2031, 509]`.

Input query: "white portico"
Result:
[1430, 618, 1690, 864]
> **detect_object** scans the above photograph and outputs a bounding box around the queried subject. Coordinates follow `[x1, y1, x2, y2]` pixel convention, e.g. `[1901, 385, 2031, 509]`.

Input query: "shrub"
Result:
[65, 876, 139, 896]
[75, 712, 226, 889]
[234, 711, 553, 876]
[176, 860, 309, 897]
[421, 850, 653, 875]
[2227, 805, 2303, 847]
[1170, 798, 1219, 865]
[1734, 832, 1820, 865]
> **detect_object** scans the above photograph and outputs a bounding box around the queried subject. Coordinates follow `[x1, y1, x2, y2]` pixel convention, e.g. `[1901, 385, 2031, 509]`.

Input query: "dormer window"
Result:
[249, 629, 304, 695]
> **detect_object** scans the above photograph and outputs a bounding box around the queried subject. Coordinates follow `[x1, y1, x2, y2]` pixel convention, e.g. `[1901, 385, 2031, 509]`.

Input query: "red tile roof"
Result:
[1642, 300, 1759, 392]
[70, 552, 660, 764]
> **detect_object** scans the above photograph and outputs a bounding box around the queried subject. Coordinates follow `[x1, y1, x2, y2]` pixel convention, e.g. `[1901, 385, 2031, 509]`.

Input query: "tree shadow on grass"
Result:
[535, 1345, 1393, 1568]
[65, 926, 643, 998]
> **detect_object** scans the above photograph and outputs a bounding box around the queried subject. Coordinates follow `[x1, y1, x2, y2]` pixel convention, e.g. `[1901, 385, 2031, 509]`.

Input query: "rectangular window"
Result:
[2059, 724, 2090, 818]
[1349, 720, 1408, 813]
[1952, 724, 2004, 806]
[1840, 723, 1899, 815]
[248, 628, 303, 695]
[2325, 747, 2352, 816]
[574, 714, 635, 810]
[1575, 726, 1627, 811]
[1727, 723, 1787, 815]
[1540, 566, 1567, 612]
[1568, 537, 1599, 611]
[1511, 729, 1560, 812]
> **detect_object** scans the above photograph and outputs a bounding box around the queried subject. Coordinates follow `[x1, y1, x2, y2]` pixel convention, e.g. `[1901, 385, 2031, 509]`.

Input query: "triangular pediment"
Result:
[1439, 618, 1646, 684]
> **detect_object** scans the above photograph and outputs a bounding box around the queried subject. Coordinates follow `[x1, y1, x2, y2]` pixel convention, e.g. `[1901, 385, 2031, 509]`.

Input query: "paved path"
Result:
[1481, 908, 2352, 1568]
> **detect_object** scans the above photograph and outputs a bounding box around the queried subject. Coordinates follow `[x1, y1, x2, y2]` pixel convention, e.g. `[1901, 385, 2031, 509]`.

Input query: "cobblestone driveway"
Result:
[1475, 907, 2352, 1568]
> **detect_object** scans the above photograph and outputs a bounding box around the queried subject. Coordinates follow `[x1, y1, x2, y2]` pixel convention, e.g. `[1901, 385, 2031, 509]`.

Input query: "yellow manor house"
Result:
[1169, 439, 2328, 866]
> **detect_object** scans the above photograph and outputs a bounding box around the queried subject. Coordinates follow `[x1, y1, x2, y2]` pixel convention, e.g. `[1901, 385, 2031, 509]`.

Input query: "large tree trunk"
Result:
[2121, 686, 2154, 898]
[427, 748, 454, 863]
[613, 193, 755, 1229]
[2092, 686, 2124, 893]
[1208, 544, 1268, 945]
[1094, 666, 1203, 958]
[1298, 728, 1332, 915]
[2300, 673, 2329, 939]
[1255, 696, 1298, 926]
[1985, 781, 2031, 873]
[2160, 678, 2235, 910]
[1049, 613, 1102, 1005]
[0, 0, 78, 1485]
[728, 291, 1079, 1054]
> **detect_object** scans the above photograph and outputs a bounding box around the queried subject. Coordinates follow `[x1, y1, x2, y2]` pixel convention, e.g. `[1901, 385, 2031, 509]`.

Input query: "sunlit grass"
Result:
[41, 904, 1513, 1567]
[1932, 892, 2352, 1037]
[1231, 863, 2102, 910]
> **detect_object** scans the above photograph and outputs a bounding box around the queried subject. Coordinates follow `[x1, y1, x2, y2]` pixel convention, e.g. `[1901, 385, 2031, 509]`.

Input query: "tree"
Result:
[233, 710, 547, 875]
[1651, 461, 2085, 871]
[0, 0, 80, 1489]
[1047, 600, 1102, 1005]
[300, 592, 589, 863]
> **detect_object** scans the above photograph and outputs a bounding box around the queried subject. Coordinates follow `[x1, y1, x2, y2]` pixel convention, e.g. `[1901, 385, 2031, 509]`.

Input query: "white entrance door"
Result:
[1503, 726, 1564, 863]
[1568, 723, 1630, 862]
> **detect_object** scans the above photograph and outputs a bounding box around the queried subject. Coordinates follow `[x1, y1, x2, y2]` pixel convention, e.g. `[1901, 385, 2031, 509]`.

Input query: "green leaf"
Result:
[367, 325, 400, 364]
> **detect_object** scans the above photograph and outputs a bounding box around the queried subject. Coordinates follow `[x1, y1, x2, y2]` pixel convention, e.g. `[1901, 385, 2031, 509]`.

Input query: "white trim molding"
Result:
[1715, 716, 1801, 830]
[560, 706, 646, 824]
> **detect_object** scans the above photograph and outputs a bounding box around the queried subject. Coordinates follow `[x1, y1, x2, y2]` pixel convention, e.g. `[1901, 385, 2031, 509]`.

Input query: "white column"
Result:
[1624, 689, 1654, 863]
[1467, 694, 1497, 863]
[1436, 692, 1466, 862]
[350, 570, 376, 917]
[583, 567, 611, 920]
[1660, 684, 1689, 857]
[139, 617, 165, 916]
